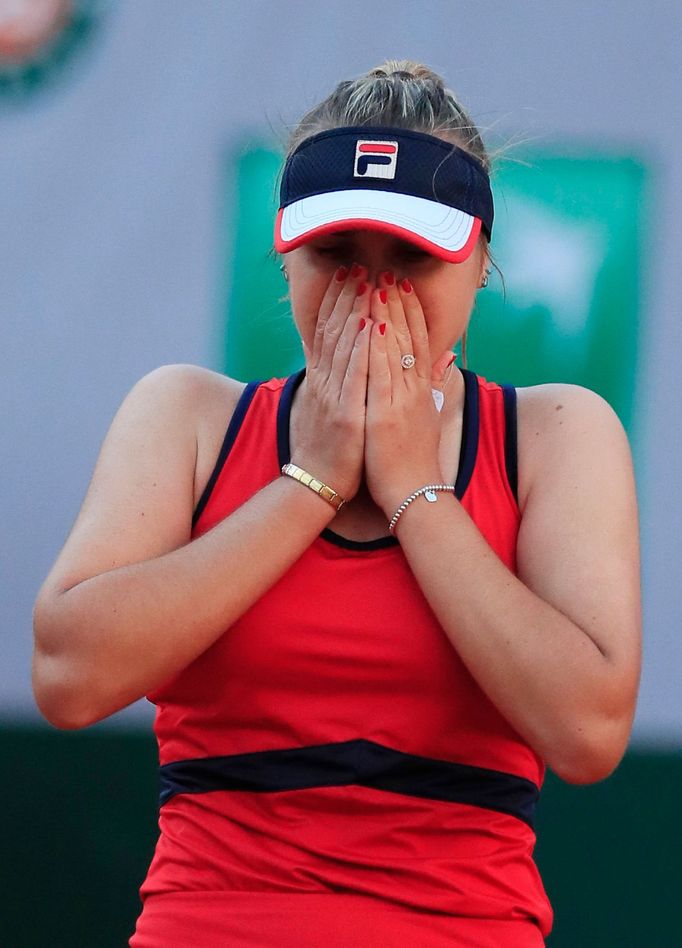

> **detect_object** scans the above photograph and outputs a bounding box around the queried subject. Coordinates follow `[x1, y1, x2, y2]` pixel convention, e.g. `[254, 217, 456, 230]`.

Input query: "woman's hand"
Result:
[364, 274, 451, 517]
[292, 264, 371, 502]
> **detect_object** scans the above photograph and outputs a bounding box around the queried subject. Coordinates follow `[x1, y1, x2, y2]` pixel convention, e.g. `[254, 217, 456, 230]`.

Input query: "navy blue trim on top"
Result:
[276, 368, 306, 467]
[158, 738, 538, 828]
[454, 368, 479, 498]
[277, 366, 480, 550]
[191, 380, 262, 530]
[501, 384, 519, 504]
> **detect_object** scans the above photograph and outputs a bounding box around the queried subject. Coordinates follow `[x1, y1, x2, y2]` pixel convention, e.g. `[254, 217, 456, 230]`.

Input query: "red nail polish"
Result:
[379, 288, 388, 304]
[356, 281, 367, 296]
[382, 271, 395, 286]
[448, 353, 457, 366]
[350, 263, 363, 278]
[379, 322, 387, 336]
[400, 277, 412, 293]
[335, 265, 349, 282]
[358, 317, 366, 331]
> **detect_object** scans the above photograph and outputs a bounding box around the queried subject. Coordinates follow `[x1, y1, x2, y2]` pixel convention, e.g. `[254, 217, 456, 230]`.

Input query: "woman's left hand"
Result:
[364, 274, 452, 519]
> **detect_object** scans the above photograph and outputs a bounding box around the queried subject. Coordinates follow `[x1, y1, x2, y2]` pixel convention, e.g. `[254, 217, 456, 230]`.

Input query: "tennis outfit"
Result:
[129, 367, 553, 947]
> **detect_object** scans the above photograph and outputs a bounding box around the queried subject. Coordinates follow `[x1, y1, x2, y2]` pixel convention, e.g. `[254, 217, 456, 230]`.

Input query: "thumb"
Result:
[431, 350, 457, 386]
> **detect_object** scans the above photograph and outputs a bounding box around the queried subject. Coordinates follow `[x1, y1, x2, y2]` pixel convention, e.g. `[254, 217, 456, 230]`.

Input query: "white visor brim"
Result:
[276, 189, 480, 262]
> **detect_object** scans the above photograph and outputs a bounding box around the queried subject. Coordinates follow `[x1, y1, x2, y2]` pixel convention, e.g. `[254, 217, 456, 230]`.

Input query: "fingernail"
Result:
[400, 277, 412, 293]
[358, 317, 366, 331]
[379, 288, 388, 304]
[379, 322, 387, 336]
[382, 271, 395, 286]
[356, 281, 367, 296]
[335, 265, 349, 282]
[350, 263, 363, 278]
[448, 353, 457, 366]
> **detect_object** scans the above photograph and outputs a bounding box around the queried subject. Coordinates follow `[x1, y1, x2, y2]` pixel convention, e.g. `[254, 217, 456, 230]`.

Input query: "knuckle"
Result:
[323, 321, 342, 340]
[330, 414, 355, 437]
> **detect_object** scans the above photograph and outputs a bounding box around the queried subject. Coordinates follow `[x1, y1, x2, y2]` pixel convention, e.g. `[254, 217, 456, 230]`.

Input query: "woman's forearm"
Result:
[392, 494, 634, 784]
[33, 475, 336, 728]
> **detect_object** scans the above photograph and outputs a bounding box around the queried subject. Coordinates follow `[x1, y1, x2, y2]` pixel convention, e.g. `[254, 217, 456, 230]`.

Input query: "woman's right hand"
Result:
[291, 264, 372, 502]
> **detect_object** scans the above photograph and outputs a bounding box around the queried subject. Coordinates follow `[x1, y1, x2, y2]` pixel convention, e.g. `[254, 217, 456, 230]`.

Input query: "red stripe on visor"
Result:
[358, 143, 397, 153]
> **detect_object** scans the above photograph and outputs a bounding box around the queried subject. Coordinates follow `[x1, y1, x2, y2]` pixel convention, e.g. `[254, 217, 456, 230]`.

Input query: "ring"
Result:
[401, 353, 416, 369]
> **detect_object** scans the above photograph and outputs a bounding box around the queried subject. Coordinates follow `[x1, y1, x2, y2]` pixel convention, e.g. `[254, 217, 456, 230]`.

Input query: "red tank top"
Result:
[130, 368, 552, 947]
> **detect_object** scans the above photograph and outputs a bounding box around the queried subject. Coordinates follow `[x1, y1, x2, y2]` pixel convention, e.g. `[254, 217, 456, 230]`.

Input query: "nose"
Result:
[364, 265, 379, 285]
[359, 256, 391, 285]
[349, 233, 396, 284]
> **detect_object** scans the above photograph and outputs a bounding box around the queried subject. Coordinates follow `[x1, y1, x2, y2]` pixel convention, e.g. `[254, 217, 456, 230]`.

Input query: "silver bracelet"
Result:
[388, 484, 456, 535]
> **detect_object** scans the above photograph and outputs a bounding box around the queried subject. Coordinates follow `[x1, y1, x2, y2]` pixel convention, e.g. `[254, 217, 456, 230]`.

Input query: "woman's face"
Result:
[284, 229, 489, 364]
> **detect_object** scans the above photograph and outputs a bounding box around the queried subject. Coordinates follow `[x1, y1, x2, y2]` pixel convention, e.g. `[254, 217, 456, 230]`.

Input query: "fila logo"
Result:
[353, 140, 399, 179]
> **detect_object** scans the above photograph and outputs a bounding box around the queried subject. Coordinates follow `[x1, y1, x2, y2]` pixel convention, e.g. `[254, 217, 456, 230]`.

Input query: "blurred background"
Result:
[1, 1, 680, 945]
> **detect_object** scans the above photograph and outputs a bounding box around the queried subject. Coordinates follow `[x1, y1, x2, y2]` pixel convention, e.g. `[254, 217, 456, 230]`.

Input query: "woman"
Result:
[33, 60, 641, 947]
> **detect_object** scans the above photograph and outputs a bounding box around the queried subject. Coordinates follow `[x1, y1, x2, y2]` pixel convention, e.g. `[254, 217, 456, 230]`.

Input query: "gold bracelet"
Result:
[281, 463, 346, 511]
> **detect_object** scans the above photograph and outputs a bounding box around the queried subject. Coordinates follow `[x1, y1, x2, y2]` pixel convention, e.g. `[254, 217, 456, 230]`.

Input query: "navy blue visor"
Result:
[275, 126, 493, 262]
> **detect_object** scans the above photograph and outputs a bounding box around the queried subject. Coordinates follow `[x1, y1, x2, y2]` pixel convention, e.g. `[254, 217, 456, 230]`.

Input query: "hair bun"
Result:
[286, 58, 492, 177]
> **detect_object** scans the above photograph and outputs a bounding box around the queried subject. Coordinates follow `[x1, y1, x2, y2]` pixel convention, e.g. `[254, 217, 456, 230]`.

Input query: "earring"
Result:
[480, 267, 491, 289]
[279, 262, 289, 282]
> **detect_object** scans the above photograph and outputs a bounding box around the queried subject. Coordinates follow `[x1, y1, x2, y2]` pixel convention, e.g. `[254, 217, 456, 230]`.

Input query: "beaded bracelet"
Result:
[388, 484, 456, 534]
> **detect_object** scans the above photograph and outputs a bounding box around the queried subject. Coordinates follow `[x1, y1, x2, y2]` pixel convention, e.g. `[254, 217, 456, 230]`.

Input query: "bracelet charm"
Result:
[388, 484, 455, 534]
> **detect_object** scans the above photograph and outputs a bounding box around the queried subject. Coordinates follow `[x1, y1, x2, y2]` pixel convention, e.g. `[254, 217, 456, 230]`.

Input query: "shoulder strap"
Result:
[501, 384, 519, 504]
[192, 380, 262, 529]
[454, 368, 480, 499]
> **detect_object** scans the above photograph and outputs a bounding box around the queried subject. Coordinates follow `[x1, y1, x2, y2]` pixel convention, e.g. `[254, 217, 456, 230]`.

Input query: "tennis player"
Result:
[33, 60, 642, 947]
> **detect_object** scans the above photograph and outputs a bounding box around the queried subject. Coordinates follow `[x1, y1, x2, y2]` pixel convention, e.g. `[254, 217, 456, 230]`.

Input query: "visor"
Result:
[275, 126, 493, 263]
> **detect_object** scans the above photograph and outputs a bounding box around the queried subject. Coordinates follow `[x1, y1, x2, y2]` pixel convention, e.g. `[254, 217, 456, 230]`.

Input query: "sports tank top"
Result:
[130, 368, 553, 948]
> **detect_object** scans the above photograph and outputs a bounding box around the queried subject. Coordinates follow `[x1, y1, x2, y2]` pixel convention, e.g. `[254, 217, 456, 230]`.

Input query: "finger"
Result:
[309, 265, 351, 369]
[397, 277, 431, 381]
[371, 288, 404, 395]
[315, 264, 368, 381]
[367, 318, 393, 411]
[378, 270, 413, 363]
[431, 350, 456, 387]
[338, 312, 370, 411]
[327, 281, 372, 391]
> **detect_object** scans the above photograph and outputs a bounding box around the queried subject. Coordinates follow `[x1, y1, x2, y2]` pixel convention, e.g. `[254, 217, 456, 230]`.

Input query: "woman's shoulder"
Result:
[514, 380, 625, 434]
[123, 363, 247, 436]
[128, 363, 246, 407]
[125, 364, 253, 508]
[512, 381, 631, 510]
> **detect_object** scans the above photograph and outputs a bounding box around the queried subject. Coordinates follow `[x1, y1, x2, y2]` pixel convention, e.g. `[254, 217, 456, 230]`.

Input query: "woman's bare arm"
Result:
[381, 383, 642, 785]
[32, 364, 339, 729]
[33, 268, 373, 730]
